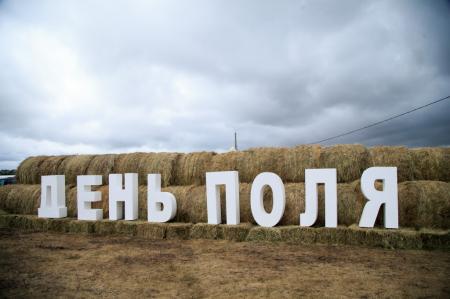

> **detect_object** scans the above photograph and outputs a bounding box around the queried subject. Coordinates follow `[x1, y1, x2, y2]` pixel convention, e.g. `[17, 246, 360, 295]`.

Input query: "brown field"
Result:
[0, 228, 449, 298]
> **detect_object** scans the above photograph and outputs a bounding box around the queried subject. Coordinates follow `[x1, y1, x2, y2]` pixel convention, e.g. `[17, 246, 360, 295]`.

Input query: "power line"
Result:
[308, 94, 450, 144]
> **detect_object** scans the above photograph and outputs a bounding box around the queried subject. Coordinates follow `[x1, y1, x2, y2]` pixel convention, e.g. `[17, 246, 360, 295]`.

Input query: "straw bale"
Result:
[319, 144, 370, 183]
[68, 220, 94, 234]
[0, 185, 14, 211]
[190, 223, 218, 239]
[136, 222, 166, 239]
[337, 181, 365, 226]
[58, 155, 96, 186]
[420, 231, 450, 250]
[0, 214, 15, 228]
[86, 154, 117, 184]
[398, 181, 450, 229]
[172, 152, 215, 186]
[210, 150, 252, 181]
[38, 155, 69, 176]
[410, 147, 449, 181]
[165, 223, 192, 239]
[246, 227, 282, 242]
[47, 218, 71, 233]
[114, 152, 178, 186]
[16, 156, 48, 184]
[369, 146, 414, 182]
[4, 185, 40, 215]
[210, 146, 321, 184]
[115, 221, 138, 236]
[218, 223, 252, 241]
[94, 220, 117, 235]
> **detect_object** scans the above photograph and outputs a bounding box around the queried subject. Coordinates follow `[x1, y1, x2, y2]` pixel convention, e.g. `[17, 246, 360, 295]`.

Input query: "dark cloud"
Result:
[0, 0, 449, 169]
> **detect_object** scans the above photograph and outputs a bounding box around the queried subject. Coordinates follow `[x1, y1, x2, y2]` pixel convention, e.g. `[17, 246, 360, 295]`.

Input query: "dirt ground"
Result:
[0, 228, 449, 298]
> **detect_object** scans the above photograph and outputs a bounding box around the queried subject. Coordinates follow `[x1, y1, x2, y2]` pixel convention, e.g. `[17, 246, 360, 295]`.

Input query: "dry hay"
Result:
[16, 156, 48, 184]
[4, 185, 40, 215]
[57, 155, 96, 186]
[115, 221, 138, 236]
[369, 146, 414, 182]
[398, 181, 450, 229]
[114, 152, 178, 186]
[319, 144, 370, 183]
[86, 154, 117, 184]
[172, 152, 215, 185]
[410, 147, 450, 181]
[218, 224, 252, 241]
[190, 223, 218, 239]
[165, 223, 193, 239]
[136, 222, 166, 239]
[210, 145, 321, 184]
[2, 179, 449, 229]
[39, 155, 69, 175]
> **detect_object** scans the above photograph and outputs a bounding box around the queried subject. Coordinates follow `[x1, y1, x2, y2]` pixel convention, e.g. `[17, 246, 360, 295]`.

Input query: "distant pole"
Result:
[234, 131, 238, 151]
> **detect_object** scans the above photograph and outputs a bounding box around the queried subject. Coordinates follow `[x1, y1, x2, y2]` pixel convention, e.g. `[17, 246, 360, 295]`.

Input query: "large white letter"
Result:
[206, 171, 239, 225]
[109, 173, 138, 221]
[300, 169, 337, 227]
[250, 172, 285, 227]
[359, 167, 398, 228]
[77, 175, 103, 221]
[147, 174, 177, 222]
[38, 175, 67, 218]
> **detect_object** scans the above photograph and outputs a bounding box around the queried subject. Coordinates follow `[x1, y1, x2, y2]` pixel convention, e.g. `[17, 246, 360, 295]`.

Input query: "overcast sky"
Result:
[0, 0, 449, 169]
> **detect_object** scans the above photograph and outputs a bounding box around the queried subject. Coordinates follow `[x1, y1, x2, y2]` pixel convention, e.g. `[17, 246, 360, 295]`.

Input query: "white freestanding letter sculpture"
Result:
[250, 172, 285, 227]
[109, 173, 138, 220]
[77, 175, 103, 220]
[359, 167, 398, 228]
[147, 174, 177, 222]
[38, 175, 67, 218]
[300, 169, 337, 227]
[206, 171, 239, 224]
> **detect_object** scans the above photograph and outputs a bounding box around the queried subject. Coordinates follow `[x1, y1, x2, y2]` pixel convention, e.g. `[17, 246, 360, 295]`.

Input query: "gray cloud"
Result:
[0, 0, 449, 169]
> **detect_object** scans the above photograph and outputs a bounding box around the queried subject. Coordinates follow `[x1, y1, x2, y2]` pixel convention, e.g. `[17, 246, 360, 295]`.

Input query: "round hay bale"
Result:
[38, 155, 70, 177]
[58, 155, 96, 186]
[114, 152, 178, 187]
[4, 185, 40, 214]
[280, 183, 305, 226]
[139, 152, 178, 186]
[284, 145, 321, 182]
[86, 154, 117, 185]
[369, 146, 414, 182]
[211, 146, 321, 184]
[319, 144, 370, 183]
[410, 147, 449, 181]
[168, 185, 205, 223]
[0, 185, 15, 212]
[398, 181, 450, 229]
[210, 150, 253, 182]
[337, 181, 365, 226]
[16, 156, 49, 184]
[172, 152, 215, 186]
[66, 186, 77, 217]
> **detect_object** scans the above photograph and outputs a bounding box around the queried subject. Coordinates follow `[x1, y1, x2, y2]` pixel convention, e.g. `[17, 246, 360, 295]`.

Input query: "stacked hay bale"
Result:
[3, 145, 450, 230]
[1, 181, 449, 229]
